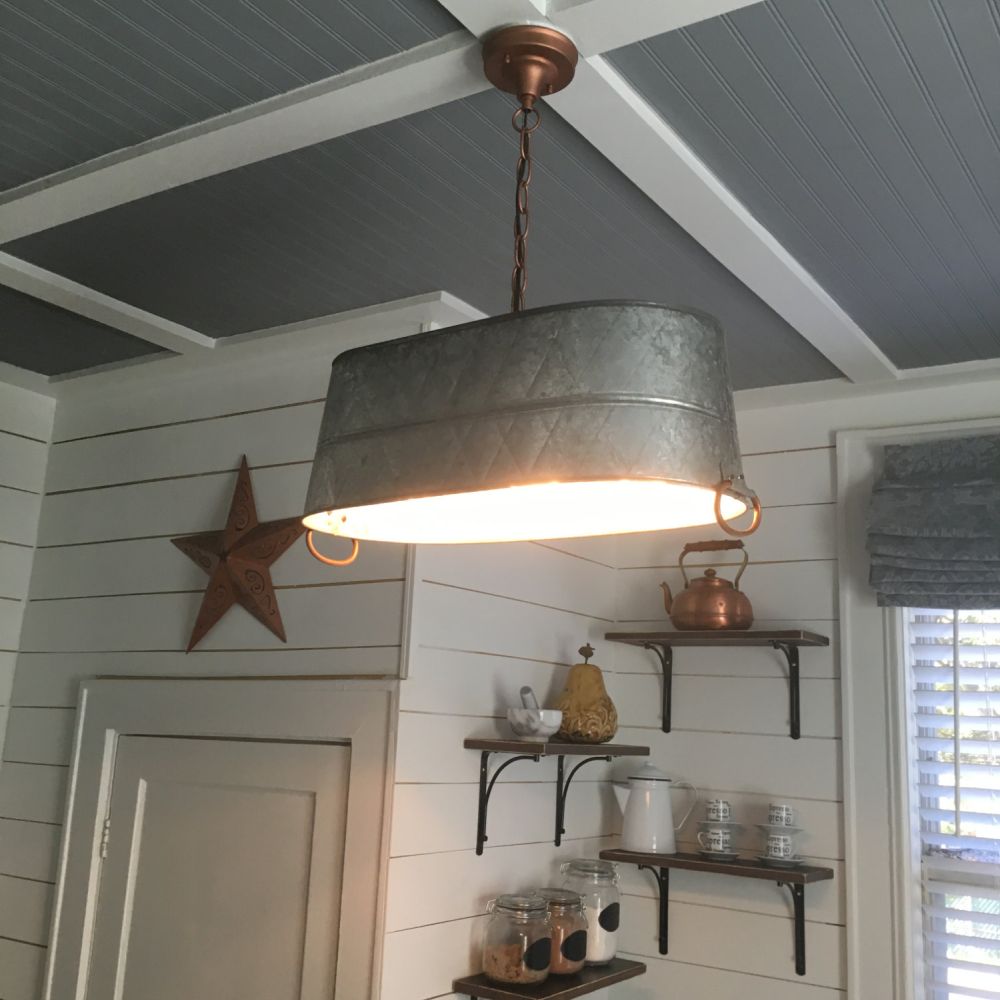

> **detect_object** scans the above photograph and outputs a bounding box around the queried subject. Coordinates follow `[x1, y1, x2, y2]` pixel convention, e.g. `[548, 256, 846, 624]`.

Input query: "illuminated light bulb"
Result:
[303, 480, 747, 545]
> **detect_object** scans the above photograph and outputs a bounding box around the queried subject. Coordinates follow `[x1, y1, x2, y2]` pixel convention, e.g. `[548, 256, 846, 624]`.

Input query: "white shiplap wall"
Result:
[0, 382, 54, 1000]
[0, 350, 409, 1000]
[6, 350, 1000, 1000]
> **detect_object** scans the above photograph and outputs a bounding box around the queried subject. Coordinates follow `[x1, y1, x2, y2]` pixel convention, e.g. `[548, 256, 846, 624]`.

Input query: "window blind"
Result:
[909, 608, 1000, 999]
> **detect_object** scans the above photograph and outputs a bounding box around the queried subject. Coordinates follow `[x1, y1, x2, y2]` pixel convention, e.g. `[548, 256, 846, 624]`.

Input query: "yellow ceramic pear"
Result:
[556, 644, 618, 743]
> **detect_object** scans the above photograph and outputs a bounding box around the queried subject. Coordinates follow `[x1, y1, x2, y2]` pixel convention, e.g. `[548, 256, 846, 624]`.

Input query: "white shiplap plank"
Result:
[613, 950, 844, 1000]
[386, 836, 612, 932]
[11, 647, 400, 708]
[401, 647, 572, 716]
[418, 584, 611, 666]
[609, 673, 840, 739]
[29, 535, 405, 600]
[18, 581, 403, 653]
[0, 651, 14, 704]
[0, 599, 24, 651]
[0, 435, 46, 494]
[381, 914, 487, 1000]
[616, 560, 837, 623]
[0, 875, 52, 945]
[619, 893, 845, 988]
[614, 503, 835, 570]
[0, 384, 54, 443]
[742, 448, 836, 505]
[0, 486, 42, 547]
[45, 402, 322, 493]
[0, 819, 61, 883]
[0, 763, 68, 824]
[390, 781, 616, 858]
[616, 727, 841, 804]
[3, 708, 74, 765]
[0, 542, 33, 600]
[418, 541, 616, 621]
[0, 938, 47, 1000]
[36, 462, 311, 546]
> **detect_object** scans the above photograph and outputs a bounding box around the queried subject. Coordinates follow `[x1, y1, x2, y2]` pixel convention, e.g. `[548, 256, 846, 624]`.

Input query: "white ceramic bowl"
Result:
[507, 708, 562, 741]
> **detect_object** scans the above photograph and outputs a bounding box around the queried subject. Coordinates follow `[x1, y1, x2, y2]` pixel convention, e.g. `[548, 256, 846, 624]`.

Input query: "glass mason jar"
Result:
[560, 859, 620, 965]
[482, 894, 552, 985]
[536, 888, 588, 975]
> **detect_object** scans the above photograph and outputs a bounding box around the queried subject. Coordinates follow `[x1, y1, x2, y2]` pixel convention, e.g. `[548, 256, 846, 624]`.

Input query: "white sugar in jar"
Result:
[560, 858, 620, 965]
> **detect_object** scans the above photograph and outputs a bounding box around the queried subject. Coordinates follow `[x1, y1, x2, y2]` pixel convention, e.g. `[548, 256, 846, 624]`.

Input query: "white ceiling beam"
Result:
[0, 360, 56, 396]
[548, 0, 766, 55]
[0, 253, 214, 354]
[547, 58, 897, 383]
[0, 32, 488, 244]
[436, 0, 897, 384]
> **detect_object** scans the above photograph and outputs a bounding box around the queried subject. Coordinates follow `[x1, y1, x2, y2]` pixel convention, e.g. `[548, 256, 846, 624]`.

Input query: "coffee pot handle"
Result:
[672, 780, 699, 831]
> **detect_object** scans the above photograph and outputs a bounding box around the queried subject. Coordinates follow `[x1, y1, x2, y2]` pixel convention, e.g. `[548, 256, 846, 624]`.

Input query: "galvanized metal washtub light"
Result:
[303, 25, 760, 562]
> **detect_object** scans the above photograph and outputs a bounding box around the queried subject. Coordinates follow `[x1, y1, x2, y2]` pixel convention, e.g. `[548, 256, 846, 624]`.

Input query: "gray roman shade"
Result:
[868, 435, 1000, 608]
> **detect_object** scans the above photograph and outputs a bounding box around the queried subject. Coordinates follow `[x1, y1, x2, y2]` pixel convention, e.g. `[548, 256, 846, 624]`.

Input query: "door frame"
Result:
[43, 677, 398, 1000]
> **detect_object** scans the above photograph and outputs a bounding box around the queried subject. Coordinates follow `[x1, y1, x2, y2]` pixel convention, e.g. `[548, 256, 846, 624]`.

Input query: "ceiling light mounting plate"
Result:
[482, 24, 579, 108]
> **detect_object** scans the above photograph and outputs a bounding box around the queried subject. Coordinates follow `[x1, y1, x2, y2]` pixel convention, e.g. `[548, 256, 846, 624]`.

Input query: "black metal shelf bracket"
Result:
[555, 754, 612, 846]
[638, 865, 670, 955]
[778, 882, 807, 975]
[475, 751, 540, 855]
[772, 641, 801, 740]
[642, 642, 673, 733]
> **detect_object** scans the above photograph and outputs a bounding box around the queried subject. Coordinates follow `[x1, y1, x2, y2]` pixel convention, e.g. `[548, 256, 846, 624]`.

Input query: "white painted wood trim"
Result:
[548, 56, 897, 384]
[837, 415, 1000, 1000]
[0, 33, 487, 243]
[0, 254, 214, 354]
[44, 678, 397, 1000]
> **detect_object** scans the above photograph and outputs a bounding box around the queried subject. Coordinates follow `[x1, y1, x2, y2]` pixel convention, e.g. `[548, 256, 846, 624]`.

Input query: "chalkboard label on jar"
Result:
[524, 937, 552, 972]
[599, 902, 620, 932]
[561, 929, 588, 963]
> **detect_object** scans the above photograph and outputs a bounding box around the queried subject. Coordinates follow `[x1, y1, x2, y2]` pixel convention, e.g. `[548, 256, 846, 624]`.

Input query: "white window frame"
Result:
[837, 416, 1000, 1000]
[44, 677, 398, 1000]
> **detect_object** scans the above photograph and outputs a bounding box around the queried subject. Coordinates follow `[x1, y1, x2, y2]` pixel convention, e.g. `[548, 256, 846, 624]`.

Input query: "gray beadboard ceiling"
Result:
[0, 0, 460, 192]
[4, 89, 840, 389]
[608, 0, 1000, 371]
[0, 285, 164, 375]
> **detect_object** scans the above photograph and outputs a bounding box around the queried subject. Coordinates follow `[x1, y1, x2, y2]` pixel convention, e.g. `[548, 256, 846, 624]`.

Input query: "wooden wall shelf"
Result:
[453, 957, 646, 999]
[600, 848, 834, 976]
[605, 630, 830, 739]
[464, 739, 649, 855]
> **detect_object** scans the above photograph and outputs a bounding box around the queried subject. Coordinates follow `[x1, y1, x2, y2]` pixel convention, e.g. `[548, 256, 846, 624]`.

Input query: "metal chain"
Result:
[510, 104, 540, 313]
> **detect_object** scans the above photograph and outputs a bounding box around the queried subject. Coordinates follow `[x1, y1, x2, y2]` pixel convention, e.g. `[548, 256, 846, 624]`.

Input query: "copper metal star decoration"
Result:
[171, 456, 306, 652]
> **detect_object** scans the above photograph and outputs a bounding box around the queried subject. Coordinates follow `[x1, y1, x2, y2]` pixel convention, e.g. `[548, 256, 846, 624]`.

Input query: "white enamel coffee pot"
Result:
[612, 762, 698, 854]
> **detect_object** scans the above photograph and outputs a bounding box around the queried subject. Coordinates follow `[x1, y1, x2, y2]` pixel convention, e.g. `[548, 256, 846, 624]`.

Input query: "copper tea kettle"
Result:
[661, 540, 753, 630]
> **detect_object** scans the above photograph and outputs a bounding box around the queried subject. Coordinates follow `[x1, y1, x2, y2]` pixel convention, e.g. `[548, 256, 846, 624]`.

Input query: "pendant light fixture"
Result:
[303, 25, 760, 563]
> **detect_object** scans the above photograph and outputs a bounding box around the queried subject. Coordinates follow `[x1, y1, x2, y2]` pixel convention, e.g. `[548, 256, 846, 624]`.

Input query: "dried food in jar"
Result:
[482, 894, 552, 985]
[536, 887, 588, 975]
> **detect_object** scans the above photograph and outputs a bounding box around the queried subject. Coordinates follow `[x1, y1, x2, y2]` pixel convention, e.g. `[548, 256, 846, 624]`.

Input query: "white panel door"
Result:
[84, 736, 350, 1000]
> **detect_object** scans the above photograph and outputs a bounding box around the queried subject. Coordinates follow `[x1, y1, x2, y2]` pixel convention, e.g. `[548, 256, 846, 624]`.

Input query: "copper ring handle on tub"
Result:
[714, 478, 762, 538]
[305, 530, 360, 567]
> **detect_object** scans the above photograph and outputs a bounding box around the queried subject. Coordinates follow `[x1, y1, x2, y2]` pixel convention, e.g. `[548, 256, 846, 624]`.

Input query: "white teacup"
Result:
[766, 832, 795, 859]
[768, 803, 796, 827]
[706, 799, 732, 822]
[697, 827, 733, 853]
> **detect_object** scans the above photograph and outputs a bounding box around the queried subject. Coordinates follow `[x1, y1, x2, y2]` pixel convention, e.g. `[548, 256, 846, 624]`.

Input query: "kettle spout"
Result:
[660, 581, 672, 613]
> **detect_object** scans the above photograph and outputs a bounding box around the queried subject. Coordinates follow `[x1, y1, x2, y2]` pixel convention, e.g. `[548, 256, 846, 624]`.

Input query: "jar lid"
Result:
[565, 858, 617, 879]
[536, 887, 583, 909]
[492, 893, 549, 916]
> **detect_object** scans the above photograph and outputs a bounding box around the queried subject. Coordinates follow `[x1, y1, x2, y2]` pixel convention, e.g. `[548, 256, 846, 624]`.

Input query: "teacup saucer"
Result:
[757, 854, 804, 869]
[755, 823, 802, 835]
[698, 849, 739, 862]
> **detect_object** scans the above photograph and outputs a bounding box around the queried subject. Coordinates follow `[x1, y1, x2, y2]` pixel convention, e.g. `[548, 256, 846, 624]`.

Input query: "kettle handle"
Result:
[679, 540, 749, 589]
[671, 780, 700, 832]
